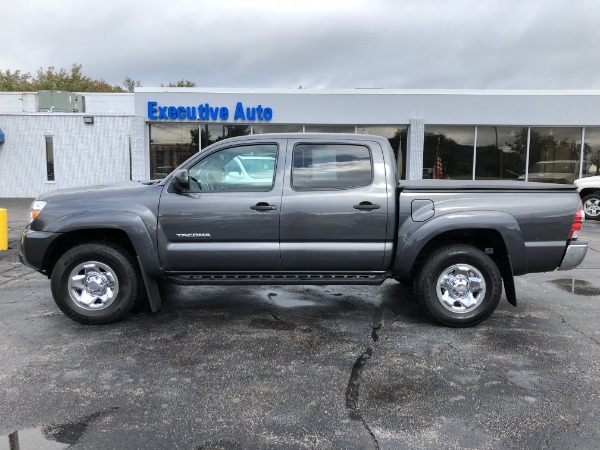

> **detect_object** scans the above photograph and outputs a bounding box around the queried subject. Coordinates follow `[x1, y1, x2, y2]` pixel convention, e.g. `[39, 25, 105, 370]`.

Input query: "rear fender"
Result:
[392, 211, 527, 279]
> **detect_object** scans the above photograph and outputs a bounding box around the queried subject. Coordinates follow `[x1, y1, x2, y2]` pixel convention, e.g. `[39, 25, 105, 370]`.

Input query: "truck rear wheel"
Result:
[50, 243, 140, 324]
[415, 244, 502, 327]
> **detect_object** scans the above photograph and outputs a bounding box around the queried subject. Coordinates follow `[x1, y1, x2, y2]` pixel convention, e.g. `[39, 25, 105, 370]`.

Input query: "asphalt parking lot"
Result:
[1, 198, 599, 450]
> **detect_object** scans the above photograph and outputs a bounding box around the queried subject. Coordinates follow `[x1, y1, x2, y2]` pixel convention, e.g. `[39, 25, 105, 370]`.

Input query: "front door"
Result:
[158, 140, 285, 272]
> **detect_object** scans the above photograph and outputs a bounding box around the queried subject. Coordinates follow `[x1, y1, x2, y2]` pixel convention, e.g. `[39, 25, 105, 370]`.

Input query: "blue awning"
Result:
[0, 128, 4, 144]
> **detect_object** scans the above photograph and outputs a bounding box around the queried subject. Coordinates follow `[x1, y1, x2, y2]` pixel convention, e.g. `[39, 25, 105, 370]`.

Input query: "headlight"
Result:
[29, 200, 46, 223]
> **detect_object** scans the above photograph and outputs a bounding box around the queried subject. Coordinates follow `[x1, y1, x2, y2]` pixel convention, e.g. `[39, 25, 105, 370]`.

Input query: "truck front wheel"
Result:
[50, 243, 140, 324]
[415, 244, 502, 327]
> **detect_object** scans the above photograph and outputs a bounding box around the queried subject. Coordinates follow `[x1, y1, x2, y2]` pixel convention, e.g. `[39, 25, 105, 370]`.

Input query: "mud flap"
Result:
[498, 254, 517, 307]
[137, 256, 162, 312]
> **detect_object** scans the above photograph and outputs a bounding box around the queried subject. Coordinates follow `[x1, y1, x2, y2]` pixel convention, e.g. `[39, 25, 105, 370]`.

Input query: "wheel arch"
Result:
[42, 211, 163, 313]
[44, 228, 136, 277]
[392, 211, 524, 306]
[579, 188, 600, 199]
[43, 211, 162, 277]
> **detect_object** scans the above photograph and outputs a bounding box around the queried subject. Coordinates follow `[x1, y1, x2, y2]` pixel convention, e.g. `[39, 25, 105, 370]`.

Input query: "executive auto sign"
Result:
[147, 101, 273, 122]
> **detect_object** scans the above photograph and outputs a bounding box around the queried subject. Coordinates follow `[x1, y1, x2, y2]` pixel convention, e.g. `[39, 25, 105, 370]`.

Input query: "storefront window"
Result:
[582, 128, 600, 178]
[149, 123, 199, 179]
[527, 127, 581, 184]
[201, 124, 250, 148]
[304, 125, 356, 133]
[358, 126, 408, 179]
[253, 124, 303, 134]
[475, 127, 526, 180]
[424, 127, 475, 180]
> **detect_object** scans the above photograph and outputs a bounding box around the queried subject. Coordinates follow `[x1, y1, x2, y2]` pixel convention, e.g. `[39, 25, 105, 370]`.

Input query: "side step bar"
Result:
[167, 272, 388, 286]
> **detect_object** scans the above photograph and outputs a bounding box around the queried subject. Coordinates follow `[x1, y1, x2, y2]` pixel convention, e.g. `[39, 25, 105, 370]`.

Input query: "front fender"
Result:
[392, 211, 527, 277]
[44, 210, 162, 277]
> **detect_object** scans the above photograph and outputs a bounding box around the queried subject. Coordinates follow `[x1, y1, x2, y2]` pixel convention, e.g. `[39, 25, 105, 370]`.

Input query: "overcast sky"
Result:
[2, 0, 599, 90]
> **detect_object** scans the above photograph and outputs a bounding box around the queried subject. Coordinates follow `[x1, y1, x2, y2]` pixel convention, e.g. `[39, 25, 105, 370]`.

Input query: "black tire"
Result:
[414, 244, 502, 327]
[51, 242, 141, 324]
[582, 193, 600, 220]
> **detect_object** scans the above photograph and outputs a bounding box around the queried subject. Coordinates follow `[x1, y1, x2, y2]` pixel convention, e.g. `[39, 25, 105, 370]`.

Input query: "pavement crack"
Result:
[371, 323, 382, 342]
[561, 316, 600, 346]
[345, 346, 379, 449]
[371, 308, 383, 343]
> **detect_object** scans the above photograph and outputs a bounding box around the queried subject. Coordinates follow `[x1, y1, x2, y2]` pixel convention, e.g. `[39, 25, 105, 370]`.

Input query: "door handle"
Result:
[250, 202, 278, 211]
[353, 201, 380, 211]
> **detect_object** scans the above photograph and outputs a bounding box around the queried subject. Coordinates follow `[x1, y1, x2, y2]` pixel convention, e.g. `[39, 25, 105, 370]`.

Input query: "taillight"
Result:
[568, 202, 585, 240]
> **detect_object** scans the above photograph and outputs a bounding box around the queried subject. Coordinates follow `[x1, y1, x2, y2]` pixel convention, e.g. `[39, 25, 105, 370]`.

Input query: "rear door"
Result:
[280, 138, 390, 271]
[157, 138, 286, 272]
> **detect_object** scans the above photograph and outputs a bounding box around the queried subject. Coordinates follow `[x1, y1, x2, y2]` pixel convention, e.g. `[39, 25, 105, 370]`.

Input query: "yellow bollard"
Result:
[0, 208, 7, 251]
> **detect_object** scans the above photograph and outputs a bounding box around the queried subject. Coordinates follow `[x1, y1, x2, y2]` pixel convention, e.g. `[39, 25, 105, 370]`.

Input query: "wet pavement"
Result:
[1, 198, 600, 449]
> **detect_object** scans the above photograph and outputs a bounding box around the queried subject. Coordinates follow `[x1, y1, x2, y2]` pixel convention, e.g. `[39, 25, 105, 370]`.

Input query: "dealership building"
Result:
[1, 88, 600, 197]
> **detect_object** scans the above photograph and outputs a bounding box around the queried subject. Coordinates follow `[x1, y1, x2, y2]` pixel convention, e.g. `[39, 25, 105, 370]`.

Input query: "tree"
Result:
[123, 76, 142, 93]
[0, 64, 125, 92]
[0, 69, 33, 91]
[166, 79, 197, 87]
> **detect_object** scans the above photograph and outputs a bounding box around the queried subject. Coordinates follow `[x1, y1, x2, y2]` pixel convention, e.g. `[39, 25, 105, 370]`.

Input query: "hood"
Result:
[31, 181, 164, 231]
[574, 176, 600, 190]
[36, 181, 160, 202]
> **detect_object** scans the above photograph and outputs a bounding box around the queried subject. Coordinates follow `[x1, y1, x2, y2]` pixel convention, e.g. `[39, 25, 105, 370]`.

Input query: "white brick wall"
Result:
[0, 114, 147, 197]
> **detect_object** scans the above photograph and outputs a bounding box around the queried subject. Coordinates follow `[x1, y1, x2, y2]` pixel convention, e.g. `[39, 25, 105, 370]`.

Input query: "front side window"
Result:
[187, 144, 278, 192]
[292, 143, 372, 190]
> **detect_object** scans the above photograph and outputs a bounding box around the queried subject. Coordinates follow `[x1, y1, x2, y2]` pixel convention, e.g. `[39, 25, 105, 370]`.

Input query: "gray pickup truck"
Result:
[20, 133, 588, 327]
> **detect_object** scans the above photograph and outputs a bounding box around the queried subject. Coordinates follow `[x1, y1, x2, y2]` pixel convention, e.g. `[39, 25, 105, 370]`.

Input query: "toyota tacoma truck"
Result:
[20, 133, 588, 327]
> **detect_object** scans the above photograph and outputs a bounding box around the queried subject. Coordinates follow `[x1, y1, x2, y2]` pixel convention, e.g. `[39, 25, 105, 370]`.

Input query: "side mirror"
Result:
[171, 169, 190, 192]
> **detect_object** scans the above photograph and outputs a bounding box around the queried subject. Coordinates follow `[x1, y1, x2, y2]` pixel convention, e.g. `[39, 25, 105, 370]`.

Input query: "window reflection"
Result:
[525, 128, 581, 184]
[253, 124, 303, 134]
[149, 123, 199, 179]
[358, 126, 407, 179]
[475, 127, 526, 180]
[424, 127, 475, 180]
[582, 128, 600, 178]
[292, 144, 372, 190]
[188, 144, 277, 192]
[304, 125, 356, 133]
[201, 124, 250, 149]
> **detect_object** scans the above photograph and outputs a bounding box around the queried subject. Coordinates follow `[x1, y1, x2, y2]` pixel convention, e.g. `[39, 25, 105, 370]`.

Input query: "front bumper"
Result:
[19, 227, 63, 274]
[558, 241, 588, 271]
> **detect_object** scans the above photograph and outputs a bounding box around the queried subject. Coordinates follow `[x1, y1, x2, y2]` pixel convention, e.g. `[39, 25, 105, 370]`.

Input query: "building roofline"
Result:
[134, 87, 600, 96]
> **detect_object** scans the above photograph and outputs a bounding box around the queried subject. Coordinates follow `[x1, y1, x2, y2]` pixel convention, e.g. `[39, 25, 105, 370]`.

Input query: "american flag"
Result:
[433, 156, 443, 179]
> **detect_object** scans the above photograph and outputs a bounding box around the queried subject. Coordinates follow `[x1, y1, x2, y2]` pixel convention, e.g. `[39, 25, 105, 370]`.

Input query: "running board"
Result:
[166, 272, 388, 286]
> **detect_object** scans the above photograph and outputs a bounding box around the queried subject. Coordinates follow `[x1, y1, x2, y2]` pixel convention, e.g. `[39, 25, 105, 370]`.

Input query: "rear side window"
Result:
[292, 143, 372, 190]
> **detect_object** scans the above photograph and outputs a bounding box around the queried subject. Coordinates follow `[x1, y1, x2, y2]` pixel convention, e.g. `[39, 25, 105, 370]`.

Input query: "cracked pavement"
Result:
[1, 198, 600, 449]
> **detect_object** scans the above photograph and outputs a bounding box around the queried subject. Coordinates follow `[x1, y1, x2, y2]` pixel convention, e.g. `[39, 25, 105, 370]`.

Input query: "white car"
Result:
[574, 176, 600, 220]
